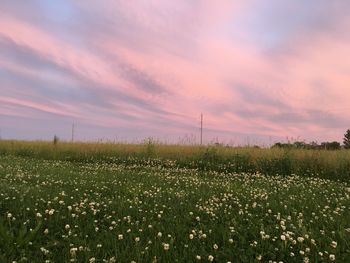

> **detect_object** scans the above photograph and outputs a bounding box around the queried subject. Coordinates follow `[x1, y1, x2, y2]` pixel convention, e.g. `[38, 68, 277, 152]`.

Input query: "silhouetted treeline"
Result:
[272, 141, 341, 150]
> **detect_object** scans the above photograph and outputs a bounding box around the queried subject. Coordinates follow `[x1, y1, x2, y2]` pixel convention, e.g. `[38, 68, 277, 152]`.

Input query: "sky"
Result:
[1, 0, 350, 145]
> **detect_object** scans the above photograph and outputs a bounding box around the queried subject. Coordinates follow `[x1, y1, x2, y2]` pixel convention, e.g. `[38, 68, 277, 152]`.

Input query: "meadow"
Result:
[1, 140, 350, 181]
[0, 140, 350, 262]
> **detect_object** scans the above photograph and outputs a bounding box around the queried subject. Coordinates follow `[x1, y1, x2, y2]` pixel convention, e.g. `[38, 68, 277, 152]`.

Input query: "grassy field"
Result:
[1, 140, 350, 180]
[0, 141, 350, 262]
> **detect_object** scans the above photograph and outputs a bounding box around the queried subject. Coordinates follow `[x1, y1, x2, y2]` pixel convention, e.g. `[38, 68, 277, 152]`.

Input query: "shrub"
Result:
[53, 135, 59, 145]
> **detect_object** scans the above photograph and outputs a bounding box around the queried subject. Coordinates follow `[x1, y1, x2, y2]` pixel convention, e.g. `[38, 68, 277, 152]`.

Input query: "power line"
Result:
[71, 123, 75, 142]
[200, 113, 203, 145]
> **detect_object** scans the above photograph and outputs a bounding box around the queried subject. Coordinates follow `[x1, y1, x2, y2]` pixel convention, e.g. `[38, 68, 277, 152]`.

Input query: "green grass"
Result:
[0, 155, 350, 262]
[1, 140, 350, 180]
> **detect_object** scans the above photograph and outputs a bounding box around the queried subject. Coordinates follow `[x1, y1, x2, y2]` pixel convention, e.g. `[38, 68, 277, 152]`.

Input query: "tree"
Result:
[344, 129, 350, 149]
[321, 141, 341, 150]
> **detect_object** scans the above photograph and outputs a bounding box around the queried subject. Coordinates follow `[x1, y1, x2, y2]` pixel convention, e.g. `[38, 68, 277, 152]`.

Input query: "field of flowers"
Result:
[1, 155, 350, 262]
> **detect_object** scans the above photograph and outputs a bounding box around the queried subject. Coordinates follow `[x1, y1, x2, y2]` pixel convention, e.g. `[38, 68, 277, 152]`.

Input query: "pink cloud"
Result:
[1, 1, 350, 143]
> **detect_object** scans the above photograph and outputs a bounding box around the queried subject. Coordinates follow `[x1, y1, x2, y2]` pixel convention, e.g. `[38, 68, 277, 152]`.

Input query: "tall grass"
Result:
[0, 140, 350, 180]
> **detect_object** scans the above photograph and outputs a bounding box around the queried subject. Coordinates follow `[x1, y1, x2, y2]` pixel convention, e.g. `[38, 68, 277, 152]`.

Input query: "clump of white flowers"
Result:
[163, 243, 170, 250]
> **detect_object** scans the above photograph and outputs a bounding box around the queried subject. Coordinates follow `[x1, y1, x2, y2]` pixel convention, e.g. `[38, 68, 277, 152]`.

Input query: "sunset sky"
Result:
[1, 1, 350, 145]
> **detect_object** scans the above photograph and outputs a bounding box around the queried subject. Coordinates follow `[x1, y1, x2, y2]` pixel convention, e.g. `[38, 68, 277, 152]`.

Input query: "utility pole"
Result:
[200, 113, 203, 145]
[71, 123, 75, 143]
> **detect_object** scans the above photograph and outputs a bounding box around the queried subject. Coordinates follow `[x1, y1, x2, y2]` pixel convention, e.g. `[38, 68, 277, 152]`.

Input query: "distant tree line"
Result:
[272, 141, 341, 150]
[272, 129, 350, 150]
